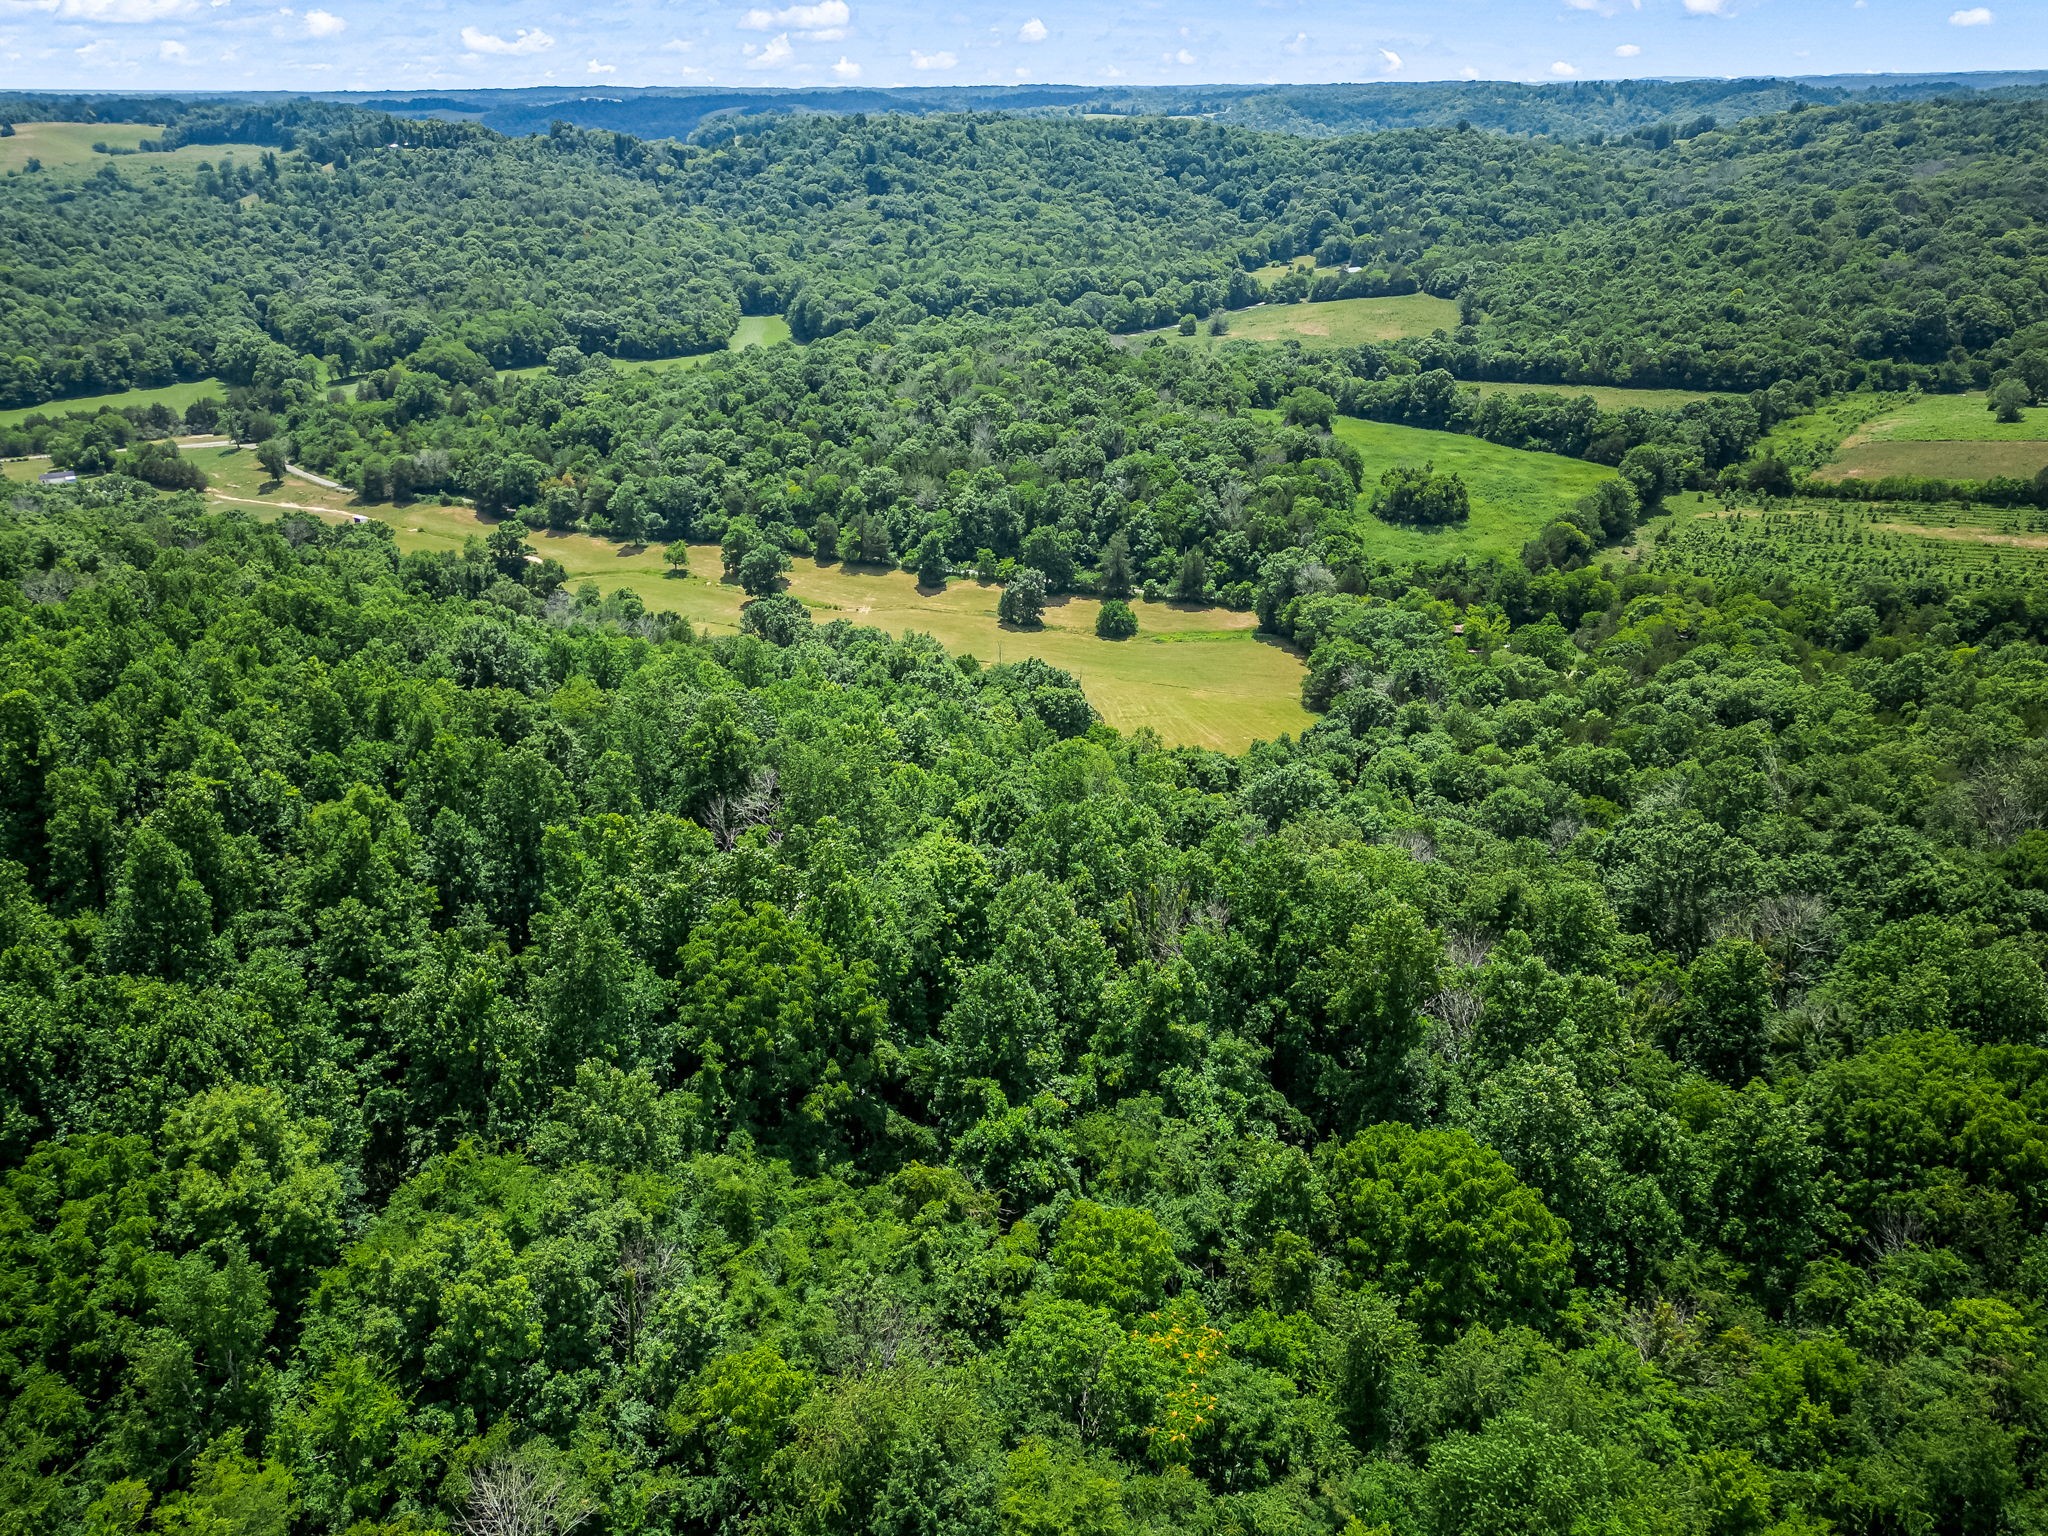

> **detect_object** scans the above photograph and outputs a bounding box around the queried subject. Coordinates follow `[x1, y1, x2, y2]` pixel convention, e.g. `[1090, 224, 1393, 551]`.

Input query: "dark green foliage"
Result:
[4, 80, 2048, 1536]
[1096, 600, 1138, 640]
[1372, 462, 1471, 526]
[999, 569, 1049, 628]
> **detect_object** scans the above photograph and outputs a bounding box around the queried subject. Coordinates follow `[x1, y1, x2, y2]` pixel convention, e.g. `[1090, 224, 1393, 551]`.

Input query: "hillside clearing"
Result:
[23, 444, 1311, 752]
[1307, 415, 1619, 563]
[1149, 294, 1460, 349]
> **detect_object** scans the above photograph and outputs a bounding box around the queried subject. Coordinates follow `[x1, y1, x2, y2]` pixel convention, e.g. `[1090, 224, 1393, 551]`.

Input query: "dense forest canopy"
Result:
[4, 75, 2048, 1536]
[1, 94, 2045, 406]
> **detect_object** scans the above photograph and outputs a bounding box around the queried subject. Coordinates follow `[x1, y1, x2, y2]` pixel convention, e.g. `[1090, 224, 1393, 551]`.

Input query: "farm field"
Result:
[1849, 391, 2048, 443]
[1815, 439, 2048, 481]
[0, 121, 260, 177]
[1465, 379, 1733, 412]
[1153, 294, 1460, 349]
[1635, 491, 2048, 587]
[0, 377, 226, 430]
[1308, 414, 1619, 562]
[45, 444, 1313, 752]
[1809, 391, 2048, 481]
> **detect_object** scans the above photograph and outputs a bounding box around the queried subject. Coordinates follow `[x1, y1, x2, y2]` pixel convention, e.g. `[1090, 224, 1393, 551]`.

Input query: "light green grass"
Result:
[0, 122, 268, 179]
[499, 314, 795, 382]
[0, 378, 226, 431]
[1817, 440, 2048, 482]
[1156, 295, 1461, 351]
[1467, 380, 1733, 413]
[1852, 391, 2048, 444]
[159, 456, 1313, 752]
[1310, 415, 1619, 563]
[1778, 391, 2048, 482]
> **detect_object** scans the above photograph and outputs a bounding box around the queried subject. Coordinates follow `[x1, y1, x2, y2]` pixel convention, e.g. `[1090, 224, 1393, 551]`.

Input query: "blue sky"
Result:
[2, 0, 2038, 94]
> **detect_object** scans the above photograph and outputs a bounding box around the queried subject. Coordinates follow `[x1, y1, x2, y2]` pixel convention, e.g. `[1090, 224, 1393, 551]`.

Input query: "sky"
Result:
[0, 0, 2039, 94]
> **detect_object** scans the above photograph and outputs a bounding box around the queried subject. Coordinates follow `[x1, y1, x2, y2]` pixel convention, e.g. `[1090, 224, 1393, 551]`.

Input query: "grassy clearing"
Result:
[1850, 391, 2048, 444]
[498, 314, 795, 382]
[1782, 391, 2048, 482]
[1151, 295, 1461, 350]
[0, 122, 259, 178]
[1311, 415, 1619, 563]
[1466, 380, 1733, 413]
[0, 378, 227, 432]
[1816, 440, 2048, 482]
[0, 122, 155, 173]
[53, 447, 1310, 752]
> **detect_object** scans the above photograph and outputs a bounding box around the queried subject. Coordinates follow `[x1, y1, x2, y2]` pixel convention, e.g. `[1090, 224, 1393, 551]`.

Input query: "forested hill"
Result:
[18, 73, 2048, 142]
[6, 464, 2048, 1535]
[2, 93, 2047, 406]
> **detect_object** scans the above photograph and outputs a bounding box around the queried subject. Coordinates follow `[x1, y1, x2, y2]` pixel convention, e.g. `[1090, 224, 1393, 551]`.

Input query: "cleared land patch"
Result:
[1310, 415, 1619, 563]
[498, 314, 795, 381]
[0, 122, 272, 178]
[1152, 294, 1460, 350]
[1466, 380, 1734, 413]
[26, 445, 1311, 752]
[1815, 439, 2048, 482]
[0, 378, 226, 432]
[1635, 491, 2048, 587]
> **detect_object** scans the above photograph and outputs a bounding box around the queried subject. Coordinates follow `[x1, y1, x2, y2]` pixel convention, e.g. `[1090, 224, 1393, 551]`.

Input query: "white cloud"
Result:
[739, 0, 847, 38]
[157, 35, 186, 57]
[909, 47, 955, 68]
[1378, 46, 1401, 71]
[1615, 42, 1641, 55]
[660, 36, 693, 51]
[74, 35, 120, 57]
[1459, 64, 1480, 78]
[11, 0, 197, 19]
[1550, 59, 1578, 74]
[586, 57, 614, 73]
[1949, 6, 1992, 22]
[302, 7, 343, 37]
[745, 31, 793, 65]
[1016, 16, 1045, 42]
[460, 25, 554, 55]
[832, 52, 859, 75]
[1282, 31, 1307, 54]
[1169, 46, 1193, 64]
[1682, 0, 1730, 12]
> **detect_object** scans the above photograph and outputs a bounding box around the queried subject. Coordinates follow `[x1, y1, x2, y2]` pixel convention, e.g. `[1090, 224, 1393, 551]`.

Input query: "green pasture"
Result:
[0, 378, 226, 432]
[1306, 414, 1619, 563]
[64, 445, 1311, 752]
[1152, 294, 1460, 350]
[1466, 380, 1734, 413]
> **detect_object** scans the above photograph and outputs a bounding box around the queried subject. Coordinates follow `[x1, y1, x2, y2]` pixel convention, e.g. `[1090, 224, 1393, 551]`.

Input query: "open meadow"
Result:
[1149, 294, 1460, 349]
[1813, 391, 2048, 481]
[1306, 414, 1618, 562]
[1464, 379, 1734, 413]
[20, 442, 1313, 752]
[0, 377, 226, 431]
[0, 121, 269, 178]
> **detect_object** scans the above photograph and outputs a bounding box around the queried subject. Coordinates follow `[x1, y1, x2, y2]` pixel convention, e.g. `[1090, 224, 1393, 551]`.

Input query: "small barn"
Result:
[37, 469, 77, 485]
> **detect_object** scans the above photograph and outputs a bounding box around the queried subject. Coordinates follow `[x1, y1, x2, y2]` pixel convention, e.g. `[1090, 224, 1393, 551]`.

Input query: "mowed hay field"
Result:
[1466, 380, 1734, 413]
[36, 443, 1313, 752]
[0, 122, 262, 178]
[1815, 392, 2048, 481]
[0, 378, 227, 432]
[1311, 415, 1619, 563]
[1155, 295, 1461, 350]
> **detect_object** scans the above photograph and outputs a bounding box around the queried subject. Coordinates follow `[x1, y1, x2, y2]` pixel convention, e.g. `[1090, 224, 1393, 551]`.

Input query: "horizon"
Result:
[2, 0, 2039, 97]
